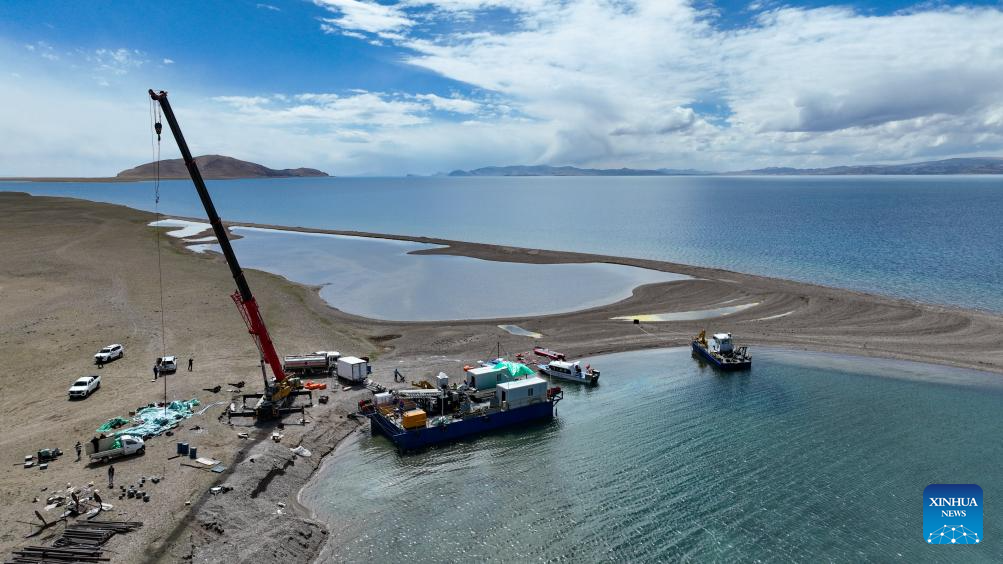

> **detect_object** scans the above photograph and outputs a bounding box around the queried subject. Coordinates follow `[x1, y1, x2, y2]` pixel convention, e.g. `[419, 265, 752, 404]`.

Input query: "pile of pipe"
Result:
[6, 520, 142, 563]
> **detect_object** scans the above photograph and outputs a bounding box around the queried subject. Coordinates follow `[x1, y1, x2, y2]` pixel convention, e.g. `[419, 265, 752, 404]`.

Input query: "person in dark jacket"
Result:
[188, 357, 194, 371]
[107, 464, 115, 488]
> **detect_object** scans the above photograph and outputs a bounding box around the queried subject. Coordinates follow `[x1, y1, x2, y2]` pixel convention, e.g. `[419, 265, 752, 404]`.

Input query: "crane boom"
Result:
[148, 89, 287, 384]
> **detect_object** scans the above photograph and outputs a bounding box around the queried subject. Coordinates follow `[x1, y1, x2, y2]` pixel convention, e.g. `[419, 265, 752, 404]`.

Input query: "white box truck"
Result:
[336, 356, 369, 383]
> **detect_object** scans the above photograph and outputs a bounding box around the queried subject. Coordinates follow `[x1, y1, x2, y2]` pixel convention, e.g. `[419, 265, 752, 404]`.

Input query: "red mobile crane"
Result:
[149, 89, 303, 419]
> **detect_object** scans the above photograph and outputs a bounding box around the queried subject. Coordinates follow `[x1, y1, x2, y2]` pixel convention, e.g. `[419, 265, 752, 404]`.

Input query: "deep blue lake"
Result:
[4, 175, 1001, 311]
[301, 348, 1002, 563]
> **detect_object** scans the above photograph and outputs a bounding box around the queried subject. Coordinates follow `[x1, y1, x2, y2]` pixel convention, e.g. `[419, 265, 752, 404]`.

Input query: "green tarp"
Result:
[95, 399, 201, 439]
[96, 417, 130, 433]
[493, 361, 536, 378]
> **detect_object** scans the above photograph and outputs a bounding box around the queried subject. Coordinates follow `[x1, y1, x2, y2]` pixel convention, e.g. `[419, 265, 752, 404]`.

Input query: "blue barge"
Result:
[365, 376, 563, 452]
[692, 331, 752, 370]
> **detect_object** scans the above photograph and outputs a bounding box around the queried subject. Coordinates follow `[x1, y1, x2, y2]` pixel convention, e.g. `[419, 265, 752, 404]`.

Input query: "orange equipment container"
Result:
[401, 409, 427, 430]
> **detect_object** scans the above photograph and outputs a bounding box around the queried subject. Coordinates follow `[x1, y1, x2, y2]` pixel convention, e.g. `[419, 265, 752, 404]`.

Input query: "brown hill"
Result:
[116, 155, 329, 179]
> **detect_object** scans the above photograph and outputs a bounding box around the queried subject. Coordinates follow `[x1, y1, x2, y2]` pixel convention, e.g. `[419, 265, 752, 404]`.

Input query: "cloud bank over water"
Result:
[2, 1, 1002, 176]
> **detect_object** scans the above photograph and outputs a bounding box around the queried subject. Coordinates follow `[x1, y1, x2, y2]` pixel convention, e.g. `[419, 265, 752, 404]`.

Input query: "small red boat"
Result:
[533, 347, 566, 361]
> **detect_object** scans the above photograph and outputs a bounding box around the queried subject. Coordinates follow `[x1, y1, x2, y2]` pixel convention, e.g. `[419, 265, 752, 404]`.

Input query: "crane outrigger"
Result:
[149, 89, 307, 419]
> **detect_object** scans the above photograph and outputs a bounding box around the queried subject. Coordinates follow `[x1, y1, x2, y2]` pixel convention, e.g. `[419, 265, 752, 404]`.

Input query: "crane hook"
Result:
[154, 121, 162, 141]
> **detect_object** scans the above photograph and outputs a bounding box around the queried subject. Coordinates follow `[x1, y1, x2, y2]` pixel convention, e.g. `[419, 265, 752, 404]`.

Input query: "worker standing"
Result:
[107, 464, 115, 488]
[153, 363, 160, 382]
[188, 357, 194, 372]
[74, 441, 82, 461]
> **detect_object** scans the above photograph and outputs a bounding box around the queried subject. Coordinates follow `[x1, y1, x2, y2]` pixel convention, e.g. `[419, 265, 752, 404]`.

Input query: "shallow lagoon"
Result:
[189, 226, 686, 321]
[301, 347, 1002, 562]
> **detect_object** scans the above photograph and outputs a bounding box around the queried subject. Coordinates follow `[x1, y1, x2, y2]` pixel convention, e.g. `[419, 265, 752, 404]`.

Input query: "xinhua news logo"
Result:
[924, 484, 983, 545]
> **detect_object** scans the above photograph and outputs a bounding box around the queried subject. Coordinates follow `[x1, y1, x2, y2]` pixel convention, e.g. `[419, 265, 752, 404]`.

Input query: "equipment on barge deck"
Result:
[692, 330, 752, 370]
[149, 90, 309, 420]
[365, 377, 564, 452]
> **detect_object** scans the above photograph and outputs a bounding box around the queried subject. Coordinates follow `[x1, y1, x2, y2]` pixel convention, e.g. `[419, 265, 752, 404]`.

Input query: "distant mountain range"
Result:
[731, 157, 1003, 175]
[447, 165, 708, 176]
[117, 155, 329, 180]
[444, 158, 1003, 177]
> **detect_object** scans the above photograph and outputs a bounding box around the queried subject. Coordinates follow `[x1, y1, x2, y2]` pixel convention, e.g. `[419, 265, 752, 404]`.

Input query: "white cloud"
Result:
[257, 3, 281, 11]
[216, 91, 430, 127]
[91, 48, 147, 75]
[25, 41, 59, 60]
[0, 69, 158, 176]
[212, 95, 272, 109]
[307, 1, 1003, 171]
[314, 0, 413, 34]
[163, 58, 175, 64]
[4, 3, 1003, 176]
[415, 93, 480, 114]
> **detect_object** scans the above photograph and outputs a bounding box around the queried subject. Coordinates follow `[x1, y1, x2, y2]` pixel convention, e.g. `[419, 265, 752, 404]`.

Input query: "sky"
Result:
[1, 0, 1002, 176]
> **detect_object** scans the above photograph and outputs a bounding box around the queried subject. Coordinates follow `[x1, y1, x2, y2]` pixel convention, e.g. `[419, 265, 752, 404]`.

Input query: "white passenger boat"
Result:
[537, 360, 600, 386]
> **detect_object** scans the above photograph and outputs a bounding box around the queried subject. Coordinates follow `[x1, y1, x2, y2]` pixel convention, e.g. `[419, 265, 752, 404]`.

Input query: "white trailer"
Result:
[336, 356, 369, 383]
[465, 365, 509, 390]
[495, 377, 548, 409]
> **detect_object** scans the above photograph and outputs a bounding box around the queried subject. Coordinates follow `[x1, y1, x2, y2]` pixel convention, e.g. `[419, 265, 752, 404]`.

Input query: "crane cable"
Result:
[150, 99, 166, 358]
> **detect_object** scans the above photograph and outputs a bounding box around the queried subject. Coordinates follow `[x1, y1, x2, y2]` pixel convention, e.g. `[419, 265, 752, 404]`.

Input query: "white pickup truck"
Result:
[68, 375, 101, 399]
[86, 435, 145, 462]
[94, 344, 124, 364]
[157, 355, 178, 374]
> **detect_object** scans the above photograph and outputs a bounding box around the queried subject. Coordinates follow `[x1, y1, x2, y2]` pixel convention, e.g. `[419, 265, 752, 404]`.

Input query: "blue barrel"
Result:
[189, 446, 198, 459]
[179, 443, 189, 455]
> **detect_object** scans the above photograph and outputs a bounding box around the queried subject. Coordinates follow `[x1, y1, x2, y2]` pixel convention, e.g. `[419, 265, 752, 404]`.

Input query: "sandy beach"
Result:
[1, 191, 1001, 563]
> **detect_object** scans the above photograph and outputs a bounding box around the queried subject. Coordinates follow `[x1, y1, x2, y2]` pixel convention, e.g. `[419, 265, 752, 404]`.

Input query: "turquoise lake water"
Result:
[190, 227, 684, 321]
[4, 175, 1001, 312]
[300, 348, 1002, 563]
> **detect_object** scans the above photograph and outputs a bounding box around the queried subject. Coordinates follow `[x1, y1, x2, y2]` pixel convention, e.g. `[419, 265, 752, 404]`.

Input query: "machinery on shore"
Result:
[149, 89, 310, 420]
